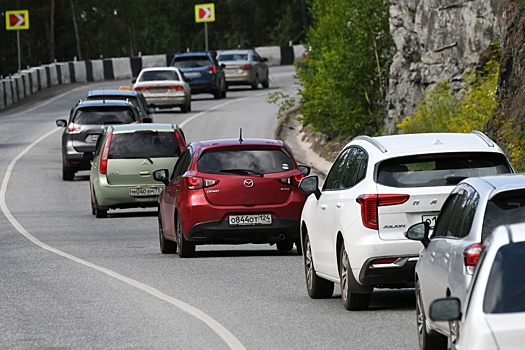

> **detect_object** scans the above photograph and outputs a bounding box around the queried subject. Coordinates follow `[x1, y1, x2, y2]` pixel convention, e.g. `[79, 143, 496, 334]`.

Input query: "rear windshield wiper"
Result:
[219, 168, 263, 177]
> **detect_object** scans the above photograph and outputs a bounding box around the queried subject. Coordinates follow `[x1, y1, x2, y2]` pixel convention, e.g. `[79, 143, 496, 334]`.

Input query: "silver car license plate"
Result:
[130, 187, 162, 196]
[229, 214, 272, 226]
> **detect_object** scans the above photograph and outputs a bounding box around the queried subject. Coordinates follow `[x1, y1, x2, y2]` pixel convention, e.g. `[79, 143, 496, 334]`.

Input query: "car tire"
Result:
[90, 191, 96, 216]
[181, 97, 191, 113]
[262, 74, 269, 89]
[251, 75, 260, 90]
[221, 78, 227, 98]
[93, 191, 107, 219]
[304, 233, 334, 298]
[276, 241, 294, 251]
[176, 215, 195, 258]
[416, 280, 448, 350]
[339, 245, 371, 310]
[159, 212, 177, 254]
[62, 167, 75, 181]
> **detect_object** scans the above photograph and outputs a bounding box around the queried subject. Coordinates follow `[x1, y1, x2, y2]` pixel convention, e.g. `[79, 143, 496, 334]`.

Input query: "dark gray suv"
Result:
[56, 99, 141, 181]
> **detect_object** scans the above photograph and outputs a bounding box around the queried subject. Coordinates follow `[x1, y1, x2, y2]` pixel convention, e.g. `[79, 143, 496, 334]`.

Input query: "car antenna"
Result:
[239, 128, 243, 143]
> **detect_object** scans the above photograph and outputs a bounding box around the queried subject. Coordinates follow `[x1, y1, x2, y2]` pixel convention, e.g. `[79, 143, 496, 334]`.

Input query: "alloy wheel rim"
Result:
[416, 283, 425, 342]
[177, 218, 182, 247]
[341, 249, 349, 301]
[305, 238, 314, 287]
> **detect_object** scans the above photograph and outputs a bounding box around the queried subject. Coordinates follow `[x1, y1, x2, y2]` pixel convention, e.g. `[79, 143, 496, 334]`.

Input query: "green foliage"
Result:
[267, 91, 297, 119]
[296, 0, 393, 138]
[397, 59, 499, 133]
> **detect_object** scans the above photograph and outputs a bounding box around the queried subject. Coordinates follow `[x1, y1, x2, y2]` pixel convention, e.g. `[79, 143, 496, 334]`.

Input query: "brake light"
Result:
[174, 130, 186, 154]
[134, 86, 149, 91]
[207, 65, 217, 74]
[168, 86, 184, 91]
[240, 64, 253, 71]
[98, 131, 113, 175]
[279, 172, 305, 186]
[67, 123, 82, 133]
[186, 176, 218, 190]
[464, 243, 482, 273]
[356, 194, 409, 230]
[371, 258, 398, 265]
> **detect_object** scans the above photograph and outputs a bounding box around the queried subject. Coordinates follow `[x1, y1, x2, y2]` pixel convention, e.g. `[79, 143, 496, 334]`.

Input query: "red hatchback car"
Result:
[153, 138, 310, 258]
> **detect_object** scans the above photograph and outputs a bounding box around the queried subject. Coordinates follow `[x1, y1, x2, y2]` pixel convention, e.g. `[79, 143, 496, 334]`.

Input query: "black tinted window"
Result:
[172, 57, 212, 68]
[197, 149, 293, 174]
[323, 148, 351, 190]
[483, 242, 525, 313]
[432, 193, 460, 238]
[87, 96, 140, 110]
[482, 190, 525, 240]
[139, 70, 180, 81]
[108, 131, 180, 159]
[377, 152, 511, 188]
[73, 107, 137, 125]
[218, 53, 248, 61]
[340, 147, 367, 189]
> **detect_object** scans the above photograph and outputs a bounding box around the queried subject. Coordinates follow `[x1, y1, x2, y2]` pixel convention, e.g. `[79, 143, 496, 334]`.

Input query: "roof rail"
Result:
[470, 130, 494, 147]
[352, 135, 387, 153]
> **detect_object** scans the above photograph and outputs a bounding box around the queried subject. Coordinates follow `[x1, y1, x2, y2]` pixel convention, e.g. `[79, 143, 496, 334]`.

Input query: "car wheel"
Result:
[262, 74, 269, 89]
[180, 97, 190, 113]
[158, 212, 177, 254]
[276, 241, 294, 251]
[221, 79, 227, 98]
[339, 245, 371, 310]
[90, 191, 95, 216]
[251, 75, 260, 90]
[62, 167, 75, 181]
[93, 192, 107, 219]
[304, 233, 334, 298]
[416, 280, 448, 350]
[176, 215, 195, 258]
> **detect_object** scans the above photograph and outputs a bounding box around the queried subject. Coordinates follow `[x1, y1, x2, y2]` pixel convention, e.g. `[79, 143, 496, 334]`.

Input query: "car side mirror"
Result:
[56, 119, 67, 127]
[262, 57, 268, 62]
[131, 78, 137, 84]
[429, 297, 461, 322]
[147, 106, 156, 114]
[153, 169, 170, 186]
[404, 221, 431, 248]
[298, 164, 311, 176]
[220, 63, 226, 69]
[299, 175, 321, 200]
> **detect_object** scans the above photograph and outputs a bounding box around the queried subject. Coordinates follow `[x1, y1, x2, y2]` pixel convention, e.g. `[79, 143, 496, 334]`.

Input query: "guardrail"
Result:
[0, 45, 306, 111]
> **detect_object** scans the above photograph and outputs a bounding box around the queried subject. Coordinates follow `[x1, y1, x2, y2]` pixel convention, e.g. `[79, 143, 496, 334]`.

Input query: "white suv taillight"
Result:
[356, 194, 410, 230]
[464, 243, 482, 274]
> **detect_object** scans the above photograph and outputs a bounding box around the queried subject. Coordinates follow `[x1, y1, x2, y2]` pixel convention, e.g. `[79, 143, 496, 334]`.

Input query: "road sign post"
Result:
[194, 4, 215, 52]
[5, 10, 30, 72]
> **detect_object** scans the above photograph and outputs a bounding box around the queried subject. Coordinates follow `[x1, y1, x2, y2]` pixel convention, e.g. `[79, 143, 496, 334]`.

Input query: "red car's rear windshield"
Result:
[197, 149, 294, 174]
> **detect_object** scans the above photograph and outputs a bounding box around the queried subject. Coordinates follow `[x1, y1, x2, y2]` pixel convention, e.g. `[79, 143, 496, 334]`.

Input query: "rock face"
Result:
[385, 0, 501, 134]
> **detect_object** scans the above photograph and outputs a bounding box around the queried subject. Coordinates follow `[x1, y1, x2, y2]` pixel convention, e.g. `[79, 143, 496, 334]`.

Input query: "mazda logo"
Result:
[244, 179, 254, 188]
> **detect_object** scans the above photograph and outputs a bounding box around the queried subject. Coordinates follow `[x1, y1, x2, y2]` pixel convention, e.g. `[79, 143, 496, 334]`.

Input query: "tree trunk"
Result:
[70, 0, 82, 60]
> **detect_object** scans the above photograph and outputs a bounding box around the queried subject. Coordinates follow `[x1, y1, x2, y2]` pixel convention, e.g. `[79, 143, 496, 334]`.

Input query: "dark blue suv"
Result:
[171, 52, 227, 99]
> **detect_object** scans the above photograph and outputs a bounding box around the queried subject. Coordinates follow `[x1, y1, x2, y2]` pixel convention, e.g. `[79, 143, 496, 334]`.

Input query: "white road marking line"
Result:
[0, 94, 246, 350]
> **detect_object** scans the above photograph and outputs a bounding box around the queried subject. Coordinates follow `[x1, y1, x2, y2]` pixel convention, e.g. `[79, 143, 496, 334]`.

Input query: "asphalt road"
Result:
[0, 65, 419, 349]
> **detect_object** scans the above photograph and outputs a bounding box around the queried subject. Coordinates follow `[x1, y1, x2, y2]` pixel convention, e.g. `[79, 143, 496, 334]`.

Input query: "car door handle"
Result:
[320, 204, 327, 210]
[444, 253, 450, 260]
[336, 202, 343, 208]
[139, 171, 151, 175]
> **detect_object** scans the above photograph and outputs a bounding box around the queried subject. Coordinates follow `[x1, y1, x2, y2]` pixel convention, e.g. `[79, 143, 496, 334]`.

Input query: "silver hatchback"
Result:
[405, 173, 525, 350]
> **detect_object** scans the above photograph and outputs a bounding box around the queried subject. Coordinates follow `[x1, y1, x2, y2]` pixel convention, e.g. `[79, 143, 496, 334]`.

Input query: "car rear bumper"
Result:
[358, 255, 419, 288]
[188, 82, 219, 94]
[94, 178, 164, 209]
[186, 218, 300, 244]
[144, 95, 186, 107]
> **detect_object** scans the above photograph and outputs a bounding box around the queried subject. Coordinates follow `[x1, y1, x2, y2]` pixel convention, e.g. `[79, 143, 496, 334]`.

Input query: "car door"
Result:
[161, 148, 191, 239]
[311, 147, 354, 278]
[418, 190, 460, 316]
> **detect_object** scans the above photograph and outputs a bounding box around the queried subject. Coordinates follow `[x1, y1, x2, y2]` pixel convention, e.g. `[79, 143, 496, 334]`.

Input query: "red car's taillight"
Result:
[464, 243, 482, 273]
[279, 172, 305, 186]
[98, 131, 113, 175]
[186, 176, 218, 190]
[356, 194, 409, 230]
[240, 64, 253, 71]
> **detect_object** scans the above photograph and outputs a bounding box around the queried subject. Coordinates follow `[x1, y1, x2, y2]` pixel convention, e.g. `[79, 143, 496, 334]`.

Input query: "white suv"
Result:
[298, 131, 513, 311]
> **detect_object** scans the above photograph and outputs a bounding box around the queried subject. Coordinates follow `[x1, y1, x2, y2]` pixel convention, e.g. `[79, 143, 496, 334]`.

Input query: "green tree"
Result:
[296, 0, 393, 138]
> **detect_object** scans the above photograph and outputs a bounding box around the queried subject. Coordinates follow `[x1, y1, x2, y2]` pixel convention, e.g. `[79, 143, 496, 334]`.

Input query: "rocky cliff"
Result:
[386, 0, 502, 134]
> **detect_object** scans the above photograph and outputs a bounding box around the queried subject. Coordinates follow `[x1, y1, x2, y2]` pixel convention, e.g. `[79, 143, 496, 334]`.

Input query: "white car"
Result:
[406, 174, 525, 349]
[133, 67, 191, 113]
[429, 223, 525, 350]
[298, 131, 513, 311]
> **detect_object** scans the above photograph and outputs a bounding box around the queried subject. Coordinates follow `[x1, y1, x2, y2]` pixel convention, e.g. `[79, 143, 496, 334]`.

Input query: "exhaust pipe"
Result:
[278, 233, 286, 241]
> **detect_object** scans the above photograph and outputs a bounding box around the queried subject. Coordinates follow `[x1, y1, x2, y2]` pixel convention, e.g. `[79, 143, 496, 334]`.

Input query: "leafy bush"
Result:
[296, 0, 393, 139]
